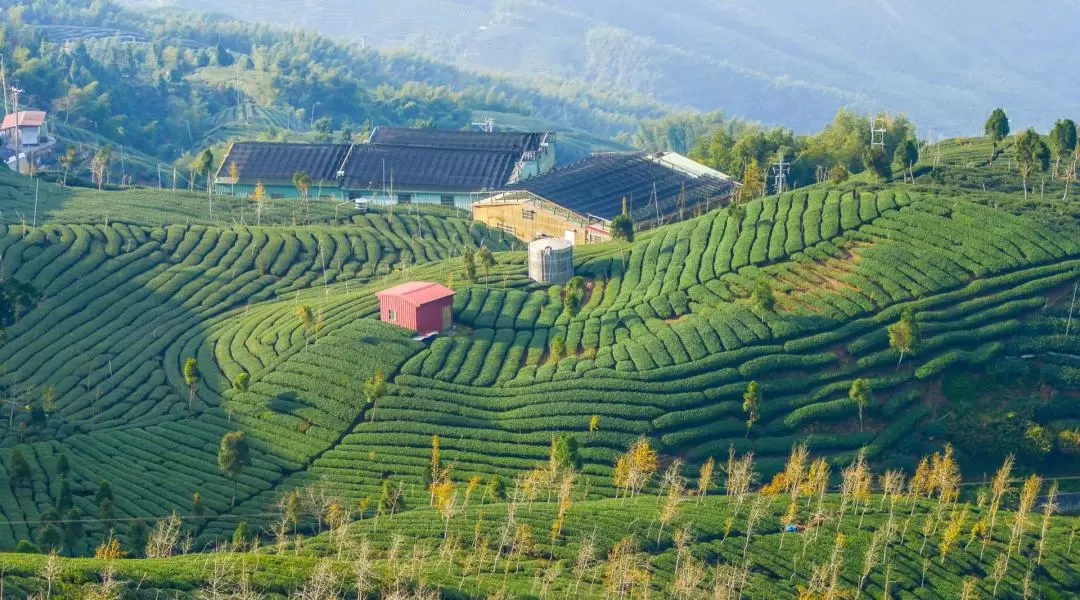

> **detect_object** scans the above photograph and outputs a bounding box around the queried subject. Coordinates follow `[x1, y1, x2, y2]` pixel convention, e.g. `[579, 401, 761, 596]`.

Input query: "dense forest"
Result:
[0, 0, 667, 181]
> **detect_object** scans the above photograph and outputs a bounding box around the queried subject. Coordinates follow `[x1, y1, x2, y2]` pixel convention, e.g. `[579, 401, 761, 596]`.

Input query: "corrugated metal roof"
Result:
[0, 111, 47, 130]
[215, 142, 352, 185]
[369, 127, 547, 153]
[505, 152, 736, 222]
[342, 144, 519, 191]
[377, 281, 455, 305]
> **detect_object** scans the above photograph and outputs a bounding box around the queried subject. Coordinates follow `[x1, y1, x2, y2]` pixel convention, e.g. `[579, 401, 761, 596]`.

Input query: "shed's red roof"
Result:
[1, 111, 47, 130]
[376, 281, 455, 305]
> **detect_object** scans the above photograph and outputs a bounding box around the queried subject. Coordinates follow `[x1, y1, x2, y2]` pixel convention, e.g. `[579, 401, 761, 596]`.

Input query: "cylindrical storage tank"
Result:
[528, 237, 573, 284]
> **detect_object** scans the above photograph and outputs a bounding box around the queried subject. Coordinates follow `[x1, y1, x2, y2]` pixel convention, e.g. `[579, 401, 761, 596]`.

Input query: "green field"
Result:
[1, 147, 1080, 596]
[0, 487, 1076, 598]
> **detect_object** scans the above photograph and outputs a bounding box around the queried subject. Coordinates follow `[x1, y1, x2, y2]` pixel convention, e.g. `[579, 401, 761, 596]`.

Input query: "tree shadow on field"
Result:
[268, 391, 304, 416]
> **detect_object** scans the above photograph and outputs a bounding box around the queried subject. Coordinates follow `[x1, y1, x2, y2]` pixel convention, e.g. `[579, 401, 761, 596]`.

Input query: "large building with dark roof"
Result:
[472, 152, 737, 245]
[213, 127, 556, 207]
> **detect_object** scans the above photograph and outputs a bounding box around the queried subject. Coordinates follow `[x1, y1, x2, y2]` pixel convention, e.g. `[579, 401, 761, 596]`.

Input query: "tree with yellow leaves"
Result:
[1008, 474, 1041, 562]
[803, 457, 830, 514]
[697, 456, 715, 502]
[613, 438, 658, 498]
[657, 477, 684, 543]
[725, 447, 755, 519]
[982, 454, 1014, 559]
[431, 477, 458, 540]
[938, 503, 969, 564]
[1037, 482, 1059, 566]
[251, 180, 268, 226]
[464, 475, 482, 510]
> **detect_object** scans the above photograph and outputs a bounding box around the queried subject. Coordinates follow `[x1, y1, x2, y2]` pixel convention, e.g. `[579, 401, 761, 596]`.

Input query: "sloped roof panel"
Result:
[342, 144, 519, 191]
[377, 281, 455, 305]
[506, 152, 736, 221]
[217, 142, 352, 184]
[0, 111, 47, 130]
[369, 127, 545, 153]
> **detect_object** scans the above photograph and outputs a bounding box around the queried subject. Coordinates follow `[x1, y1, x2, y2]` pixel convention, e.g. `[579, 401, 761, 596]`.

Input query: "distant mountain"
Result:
[126, 0, 1080, 134]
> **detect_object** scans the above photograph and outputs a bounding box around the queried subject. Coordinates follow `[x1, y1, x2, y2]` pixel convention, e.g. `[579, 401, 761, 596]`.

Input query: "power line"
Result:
[4, 512, 283, 527]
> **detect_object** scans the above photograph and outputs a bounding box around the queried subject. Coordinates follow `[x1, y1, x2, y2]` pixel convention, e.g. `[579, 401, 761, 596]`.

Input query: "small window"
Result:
[440, 195, 456, 206]
[398, 193, 412, 204]
[496, 222, 516, 234]
[521, 208, 535, 220]
[387, 310, 398, 323]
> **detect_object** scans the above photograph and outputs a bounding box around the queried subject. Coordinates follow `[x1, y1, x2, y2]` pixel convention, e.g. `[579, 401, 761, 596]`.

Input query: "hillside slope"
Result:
[135, 0, 1080, 132]
[2, 170, 1080, 557]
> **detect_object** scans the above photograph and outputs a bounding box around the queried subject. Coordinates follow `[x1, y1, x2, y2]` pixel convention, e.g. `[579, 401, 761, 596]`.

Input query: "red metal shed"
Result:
[376, 281, 456, 333]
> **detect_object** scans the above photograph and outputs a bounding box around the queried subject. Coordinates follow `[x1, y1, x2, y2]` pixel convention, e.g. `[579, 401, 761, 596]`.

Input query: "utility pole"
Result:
[11, 86, 22, 174]
[1066, 281, 1078, 338]
[0, 54, 8, 115]
[771, 150, 791, 194]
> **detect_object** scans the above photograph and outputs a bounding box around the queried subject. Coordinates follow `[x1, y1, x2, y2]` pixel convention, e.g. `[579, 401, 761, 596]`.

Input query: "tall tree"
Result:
[363, 369, 387, 422]
[312, 117, 334, 143]
[292, 170, 312, 200]
[862, 147, 892, 182]
[292, 170, 313, 224]
[218, 431, 251, 508]
[7, 448, 31, 486]
[743, 381, 762, 436]
[739, 159, 765, 202]
[477, 245, 494, 282]
[751, 280, 775, 312]
[888, 309, 921, 369]
[849, 378, 873, 432]
[190, 149, 213, 193]
[91, 145, 112, 191]
[610, 197, 635, 244]
[183, 357, 199, 410]
[563, 275, 586, 316]
[251, 181, 268, 226]
[1049, 119, 1078, 177]
[985, 108, 1010, 163]
[1014, 128, 1051, 198]
[462, 247, 477, 283]
[550, 434, 580, 473]
[892, 138, 919, 183]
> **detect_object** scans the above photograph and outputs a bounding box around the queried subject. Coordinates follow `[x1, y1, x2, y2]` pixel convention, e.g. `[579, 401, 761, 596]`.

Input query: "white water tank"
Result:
[528, 237, 573, 284]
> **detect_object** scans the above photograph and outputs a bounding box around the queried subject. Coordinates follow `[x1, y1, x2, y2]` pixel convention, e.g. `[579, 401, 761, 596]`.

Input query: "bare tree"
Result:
[145, 511, 183, 558]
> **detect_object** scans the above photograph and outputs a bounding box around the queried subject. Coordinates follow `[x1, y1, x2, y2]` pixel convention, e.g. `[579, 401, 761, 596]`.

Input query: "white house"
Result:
[1, 111, 49, 149]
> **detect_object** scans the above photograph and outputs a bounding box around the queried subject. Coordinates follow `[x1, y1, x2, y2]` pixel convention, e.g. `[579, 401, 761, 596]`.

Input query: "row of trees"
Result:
[985, 109, 1078, 198]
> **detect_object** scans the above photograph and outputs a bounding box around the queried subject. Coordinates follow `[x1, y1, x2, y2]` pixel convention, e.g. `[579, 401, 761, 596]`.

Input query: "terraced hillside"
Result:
[260, 189, 1078, 507]
[1, 180, 1079, 554]
[0, 212, 518, 552]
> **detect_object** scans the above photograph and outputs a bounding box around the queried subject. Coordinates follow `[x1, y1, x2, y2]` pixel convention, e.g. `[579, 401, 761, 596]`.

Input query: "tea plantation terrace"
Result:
[1, 182, 1079, 553]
